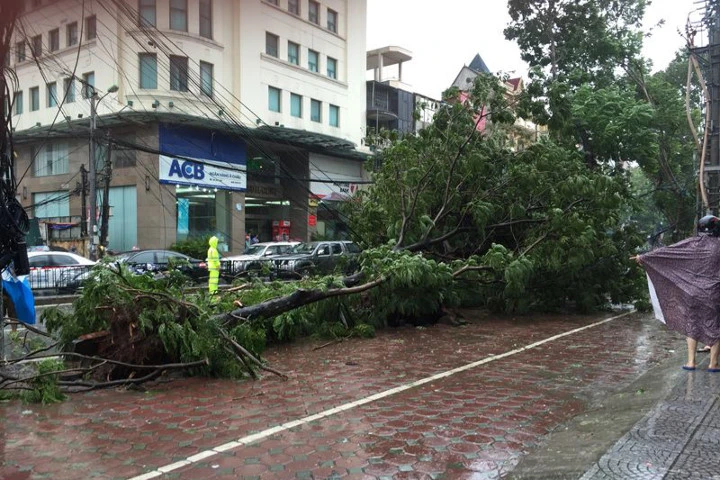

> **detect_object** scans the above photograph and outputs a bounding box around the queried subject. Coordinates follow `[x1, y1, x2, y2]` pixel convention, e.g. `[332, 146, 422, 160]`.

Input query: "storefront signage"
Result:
[308, 215, 317, 227]
[159, 155, 247, 191]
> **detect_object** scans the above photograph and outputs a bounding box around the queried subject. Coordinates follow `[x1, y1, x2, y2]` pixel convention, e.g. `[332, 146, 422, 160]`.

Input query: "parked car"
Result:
[110, 249, 209, 282]
[223, 242, 298, 276]
[272, 241, 361, 278]
[27, 251, 96, 291]
[61, 249, 210, 292]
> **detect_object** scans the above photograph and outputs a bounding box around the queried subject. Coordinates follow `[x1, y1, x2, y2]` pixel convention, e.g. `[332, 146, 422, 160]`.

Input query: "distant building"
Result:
[365, 46, 441, 135]
[450, 53, 546, 149]
[10, 0, 369, 253]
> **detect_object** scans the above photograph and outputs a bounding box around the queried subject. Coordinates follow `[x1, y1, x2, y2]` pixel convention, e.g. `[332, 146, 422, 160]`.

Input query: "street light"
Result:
[88, 84, 118, 260]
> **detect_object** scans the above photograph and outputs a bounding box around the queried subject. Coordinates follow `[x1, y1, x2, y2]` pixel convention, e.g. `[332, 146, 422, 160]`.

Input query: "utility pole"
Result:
[80, 164, 87, 238]
[88, 92, 98, 260]
[99, 132, 112, 256]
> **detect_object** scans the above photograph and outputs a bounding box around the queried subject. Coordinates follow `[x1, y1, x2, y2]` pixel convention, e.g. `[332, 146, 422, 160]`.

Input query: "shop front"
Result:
[158, 124, 246, 253]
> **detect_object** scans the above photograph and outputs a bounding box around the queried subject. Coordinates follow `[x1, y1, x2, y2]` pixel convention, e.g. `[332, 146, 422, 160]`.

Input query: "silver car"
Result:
[223, 242, 298, 275]
[27, 251, 96, 291]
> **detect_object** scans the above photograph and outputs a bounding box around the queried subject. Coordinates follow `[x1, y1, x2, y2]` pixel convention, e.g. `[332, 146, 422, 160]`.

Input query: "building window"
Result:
[290, 93, 302, 118]
[199, 0, 212, 39]
[85, 15, 97, 40]
[327, 57, 337, 79]
[34, 191, 70, 218]
[288, 0, 299, 15]
[30, 87, 39, 111]
[139, 53, 157, 89]
[15, 42, 25, 63]
[49, 28, 59, 52]
[311, 99, 321, 122]
[47, 82, 57, 107]
[67, 22, 78, 46]
[288, 41, 299, 65]
[170, 0, 188, 31]
[63, 78, 75, 103]
[112, 135, 137, 168]
[31, 35, 42, 57]
[33, 143, 69, 177]
[14, 91, 23, 115]
[327, 9, 338, 33]
[329, 104, 339, 127]
[82, 72, 95, 98]
[265, 33, 279, 57]
[138, 0, 156, 27]
[308, 50, 318, 73]
[266, 0, 278, 4]
[200, 61, 213, 97]
[268, 86, 281, 112]
[169, 56, 189, 91]
[309, 1, 319, 24]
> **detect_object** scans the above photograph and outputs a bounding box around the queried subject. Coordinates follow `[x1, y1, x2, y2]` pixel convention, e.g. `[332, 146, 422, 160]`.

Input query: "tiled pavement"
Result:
[581, 357, 720, 479]
[0, 311, 684, 479]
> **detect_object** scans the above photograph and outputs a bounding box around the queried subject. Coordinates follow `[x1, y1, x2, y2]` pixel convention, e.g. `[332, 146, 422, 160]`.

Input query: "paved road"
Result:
[0, 311, 688, 479]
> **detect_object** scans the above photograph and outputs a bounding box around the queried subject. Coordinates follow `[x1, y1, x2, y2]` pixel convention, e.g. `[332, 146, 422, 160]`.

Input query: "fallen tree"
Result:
[1, 75, 651, 401]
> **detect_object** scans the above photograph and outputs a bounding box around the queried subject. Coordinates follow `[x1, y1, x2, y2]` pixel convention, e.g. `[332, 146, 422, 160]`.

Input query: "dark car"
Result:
[112, 249, 209, 281]
[61, 249, 209, 292]
[272, 241, 361, 278]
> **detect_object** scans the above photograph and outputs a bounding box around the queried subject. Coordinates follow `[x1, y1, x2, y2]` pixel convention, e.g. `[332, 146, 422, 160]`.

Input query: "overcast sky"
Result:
[367, 0, 701, 99]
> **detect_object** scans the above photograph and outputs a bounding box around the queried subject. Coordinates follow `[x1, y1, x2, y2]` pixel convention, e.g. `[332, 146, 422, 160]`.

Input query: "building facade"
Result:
[10, 0, 368, 254]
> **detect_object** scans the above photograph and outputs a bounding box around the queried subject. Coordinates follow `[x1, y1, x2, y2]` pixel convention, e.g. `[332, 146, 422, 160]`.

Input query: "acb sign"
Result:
[168, 159, 205, 180]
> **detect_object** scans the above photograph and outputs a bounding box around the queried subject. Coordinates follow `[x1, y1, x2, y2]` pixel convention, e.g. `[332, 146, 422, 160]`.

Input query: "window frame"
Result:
[47, 82, 57, 108]
[49, 28, 59, 52]
[29, 86, 40, 111]
[310, 99, 321, 122]
[327, 56, 337, 79]
[268, 86, 281, 112]
[288, 0, 300, 15]
[31, 35, 42, 58]
[15, 41, 25, 63]
[327, 8, 338, 33]
[63, 78, 75, 103]
[200, 61, 213, 97]
[308, 1, 319, 24]
[169, 56, 189, 92]
[33, 143, 69, 177]
[290, 93, 302, 118]
[287, 41, 299, 65]
[199, 0, 213, 39]
[308, 49, 319, 73]
[265, 32, 279, 57]
[82, 72, 95, 99]
[66, 22, 78, 46]
[329, 104, 339, 127]
[138, 0, 156, 27]
[14, 91, 23, 115]
[85, 15, 97, 41]
[139, 53, 158, 89]
[169, 0, 188, 32]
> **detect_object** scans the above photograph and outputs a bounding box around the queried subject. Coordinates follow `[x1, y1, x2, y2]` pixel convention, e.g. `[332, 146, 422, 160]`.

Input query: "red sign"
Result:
[308, 215, 317, 227]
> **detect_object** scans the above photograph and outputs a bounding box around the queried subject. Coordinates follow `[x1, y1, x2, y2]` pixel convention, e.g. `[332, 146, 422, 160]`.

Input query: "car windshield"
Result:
[291, 242, 318, 254]
[111, 252, 134, 262]
[244, 245, 265, 256]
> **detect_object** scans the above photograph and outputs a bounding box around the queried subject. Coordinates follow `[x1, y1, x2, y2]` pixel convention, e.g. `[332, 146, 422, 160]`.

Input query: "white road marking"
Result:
[127, 311, 633, 480]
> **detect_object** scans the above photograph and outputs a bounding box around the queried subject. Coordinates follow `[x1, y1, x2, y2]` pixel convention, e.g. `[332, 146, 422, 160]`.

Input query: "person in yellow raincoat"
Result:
[207, 236, 220, 293]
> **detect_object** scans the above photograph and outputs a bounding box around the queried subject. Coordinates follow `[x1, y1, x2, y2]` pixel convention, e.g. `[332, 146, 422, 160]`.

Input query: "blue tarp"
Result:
[2, 268, 36, 325]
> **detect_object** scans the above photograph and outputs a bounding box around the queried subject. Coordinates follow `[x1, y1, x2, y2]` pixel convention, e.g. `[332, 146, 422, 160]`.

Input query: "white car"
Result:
[27, 251, 96, 291]
[223, 242, 298, 274]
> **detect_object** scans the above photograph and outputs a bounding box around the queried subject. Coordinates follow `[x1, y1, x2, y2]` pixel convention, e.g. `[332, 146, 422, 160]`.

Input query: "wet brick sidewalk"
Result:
[581, 359, 720, 479]
[0, 311, 682, 479]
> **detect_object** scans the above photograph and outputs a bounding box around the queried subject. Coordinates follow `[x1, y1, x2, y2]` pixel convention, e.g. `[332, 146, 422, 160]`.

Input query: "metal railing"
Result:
[27, 265, 95, 293]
